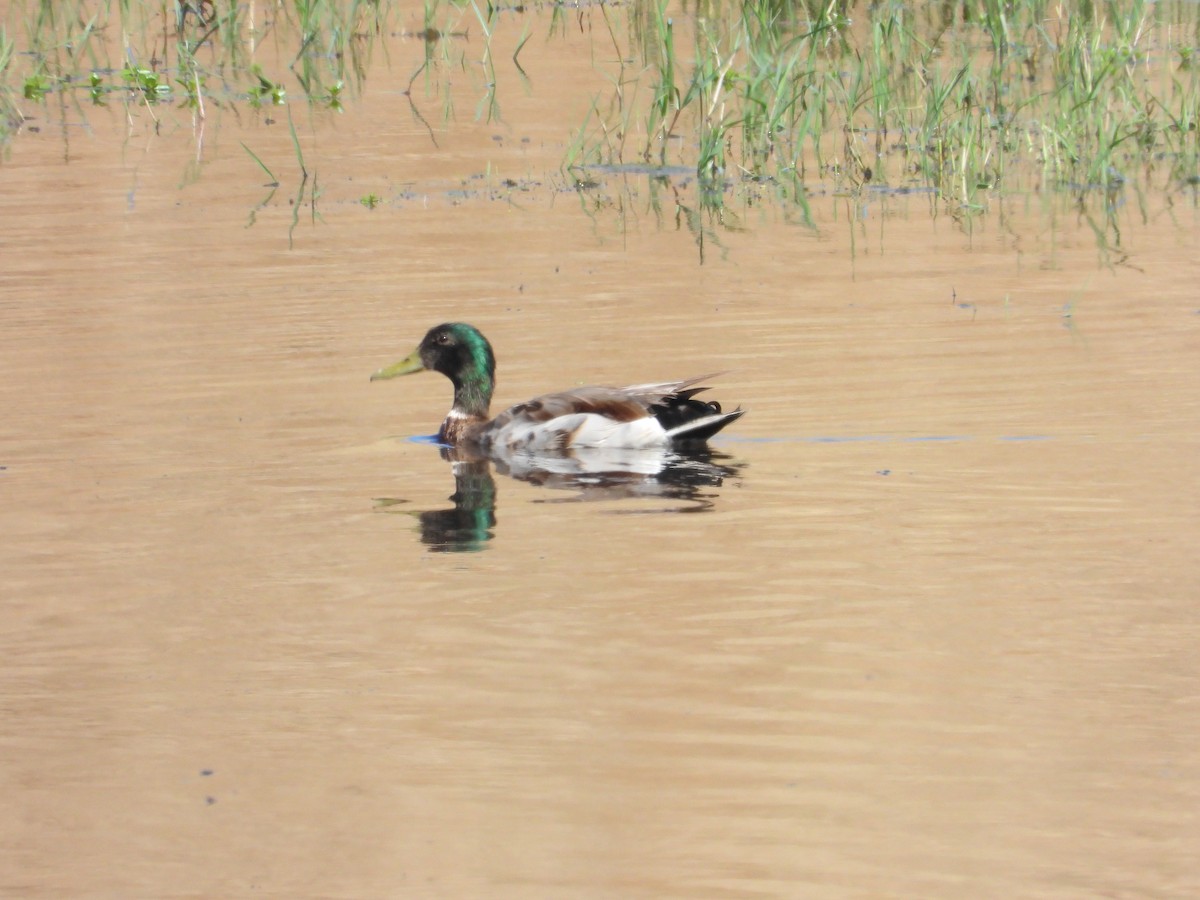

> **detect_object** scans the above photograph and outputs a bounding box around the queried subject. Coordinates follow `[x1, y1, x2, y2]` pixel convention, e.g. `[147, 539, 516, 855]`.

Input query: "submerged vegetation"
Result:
[1, 0, 1197, 226]
[570, 0, 1200, 214]
[0, 0, 384, 127]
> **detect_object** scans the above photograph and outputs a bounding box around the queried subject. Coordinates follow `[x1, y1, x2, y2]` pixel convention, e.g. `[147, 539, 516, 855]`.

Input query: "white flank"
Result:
[492, 412, 669, 451]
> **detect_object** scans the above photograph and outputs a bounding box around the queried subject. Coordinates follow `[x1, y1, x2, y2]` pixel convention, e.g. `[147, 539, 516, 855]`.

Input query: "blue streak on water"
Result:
[717, 434, 1055, 445]
[809, 435, 893, 443]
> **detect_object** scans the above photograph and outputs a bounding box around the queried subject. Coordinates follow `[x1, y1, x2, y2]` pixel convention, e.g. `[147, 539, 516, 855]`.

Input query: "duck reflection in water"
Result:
[376, 442, 745, 553]
[370, 323, 746, 552]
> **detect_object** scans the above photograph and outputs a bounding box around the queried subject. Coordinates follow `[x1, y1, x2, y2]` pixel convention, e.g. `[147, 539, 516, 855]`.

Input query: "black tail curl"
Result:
[648, 388, 724, 432]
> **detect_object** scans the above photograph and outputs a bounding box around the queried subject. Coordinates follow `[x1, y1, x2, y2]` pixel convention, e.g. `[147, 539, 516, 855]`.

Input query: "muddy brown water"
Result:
[2, 9, 1199, 899]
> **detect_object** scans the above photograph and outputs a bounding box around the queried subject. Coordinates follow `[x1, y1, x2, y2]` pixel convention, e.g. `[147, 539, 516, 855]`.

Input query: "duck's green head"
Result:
[371, 323, 496, 415]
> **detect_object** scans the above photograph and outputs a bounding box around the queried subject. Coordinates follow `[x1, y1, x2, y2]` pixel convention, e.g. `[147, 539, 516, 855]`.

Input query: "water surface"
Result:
[2, 5, 1199, 898]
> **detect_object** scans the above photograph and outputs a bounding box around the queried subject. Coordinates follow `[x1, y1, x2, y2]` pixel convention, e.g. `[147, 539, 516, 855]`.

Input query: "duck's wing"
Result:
[602, 374, 724, 406]
[482, 384, 666, 451]
[481, 376, 740, 451]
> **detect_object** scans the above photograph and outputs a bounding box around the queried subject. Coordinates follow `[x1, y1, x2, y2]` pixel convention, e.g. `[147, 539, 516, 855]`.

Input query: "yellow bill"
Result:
[370, 347, 425, 381]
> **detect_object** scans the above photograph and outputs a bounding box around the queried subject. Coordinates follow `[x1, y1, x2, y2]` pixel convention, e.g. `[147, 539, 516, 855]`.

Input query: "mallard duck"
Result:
[371, 323, 744, 451]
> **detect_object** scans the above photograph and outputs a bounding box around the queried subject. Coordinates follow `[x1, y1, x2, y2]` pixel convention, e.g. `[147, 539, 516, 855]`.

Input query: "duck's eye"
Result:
[435, 332, 450, 345]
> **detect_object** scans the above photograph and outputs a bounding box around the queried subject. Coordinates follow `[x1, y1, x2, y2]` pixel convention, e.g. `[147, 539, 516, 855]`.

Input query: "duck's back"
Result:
[479, 378, 743, 451]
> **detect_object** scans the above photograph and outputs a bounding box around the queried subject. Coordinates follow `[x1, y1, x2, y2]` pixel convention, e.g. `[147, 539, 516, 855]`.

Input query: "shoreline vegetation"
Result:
[2, 0, 1197, 219]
